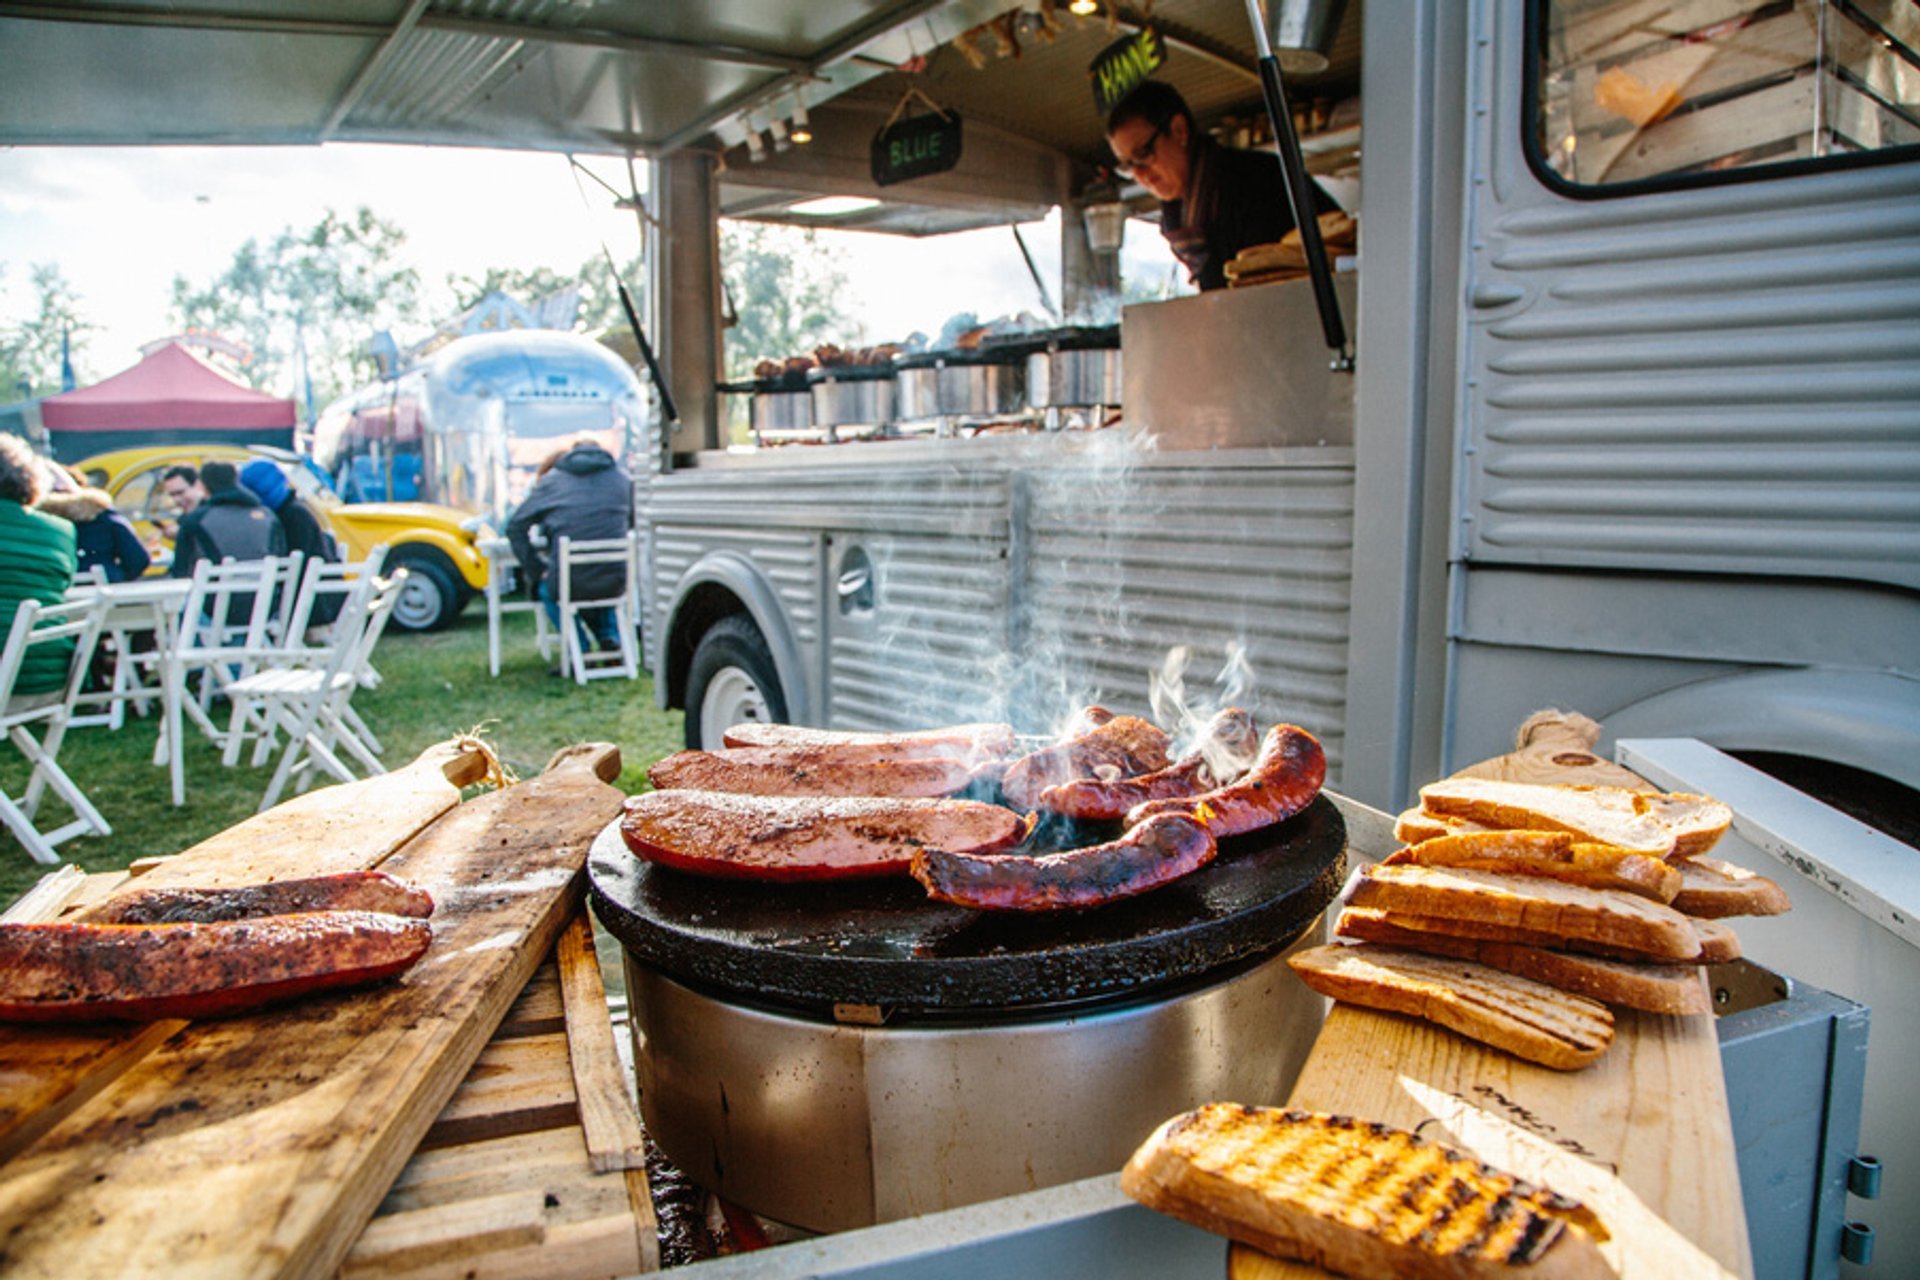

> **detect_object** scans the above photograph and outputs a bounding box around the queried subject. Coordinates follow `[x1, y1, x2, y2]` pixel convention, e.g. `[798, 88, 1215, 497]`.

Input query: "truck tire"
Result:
[388, 552, 466, 633]
[685, 615, 787, 750]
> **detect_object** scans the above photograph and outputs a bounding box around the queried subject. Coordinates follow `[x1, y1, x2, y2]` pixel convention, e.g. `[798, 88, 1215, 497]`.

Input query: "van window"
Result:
[1530, 0, 1920, 192]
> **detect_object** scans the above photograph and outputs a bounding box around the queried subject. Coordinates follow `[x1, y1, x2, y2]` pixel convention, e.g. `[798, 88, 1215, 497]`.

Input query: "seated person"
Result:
[505, 439, 633, 664]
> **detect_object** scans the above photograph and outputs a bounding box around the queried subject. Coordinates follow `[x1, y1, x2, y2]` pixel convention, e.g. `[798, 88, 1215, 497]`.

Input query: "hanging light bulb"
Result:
[789, 97, 813, 145]
[1068, 0, 1098, 15]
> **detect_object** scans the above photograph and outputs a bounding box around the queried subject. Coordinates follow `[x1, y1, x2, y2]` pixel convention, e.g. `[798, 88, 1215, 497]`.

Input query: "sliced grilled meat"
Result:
[1038, 707, 1259, 821]
[999, 714, 1173, 811]
[79, 871, 434, 926]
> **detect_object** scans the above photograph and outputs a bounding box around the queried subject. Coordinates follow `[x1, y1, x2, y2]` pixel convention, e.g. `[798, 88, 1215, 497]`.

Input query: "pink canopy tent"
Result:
[42, 342, 296, 463]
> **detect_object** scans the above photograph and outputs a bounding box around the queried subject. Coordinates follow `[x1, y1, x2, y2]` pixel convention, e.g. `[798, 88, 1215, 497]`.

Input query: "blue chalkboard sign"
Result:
[870, 111, 963, 187]
[1090, 26, 1167, 115]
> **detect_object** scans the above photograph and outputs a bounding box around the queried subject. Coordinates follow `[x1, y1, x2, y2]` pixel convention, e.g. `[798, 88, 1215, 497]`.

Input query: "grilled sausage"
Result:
[1128, 724, 1325, 838]
[720, 721, 1015, 762]
[80, 871, 434, 926]
[911, 813, 1216, 911]
[620, 791, 1026, 881]
[1038, 707, 1259, 821]
[0, 911, 434, 1023]
[999, 714, 1173, 811]
[648, 747, 987, 798]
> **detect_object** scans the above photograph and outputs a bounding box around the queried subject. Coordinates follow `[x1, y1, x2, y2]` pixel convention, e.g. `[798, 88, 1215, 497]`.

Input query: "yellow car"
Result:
[74, 444, 493, 632]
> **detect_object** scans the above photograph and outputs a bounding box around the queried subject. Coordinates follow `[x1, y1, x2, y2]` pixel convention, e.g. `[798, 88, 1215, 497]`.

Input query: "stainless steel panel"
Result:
[811, 378, 896, 430]
[897, 364, 1026, 420]
[1029, 348, 1124, 409]
[1122, 274, 1360, 450]
[751, 390, 814, 433]
[627, 936, 1328, 1234]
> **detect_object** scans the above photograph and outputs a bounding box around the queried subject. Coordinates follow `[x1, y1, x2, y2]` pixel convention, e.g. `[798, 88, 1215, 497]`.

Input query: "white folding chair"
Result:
[222, 548, 389, 766]
[1, 595, 111, 864]
[227, 567, 409, 812]
[170, 554, 300, 744]
[553, 532, 640, 685]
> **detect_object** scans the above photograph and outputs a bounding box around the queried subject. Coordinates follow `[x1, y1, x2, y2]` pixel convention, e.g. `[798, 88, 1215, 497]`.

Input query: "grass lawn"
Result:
[0, 609, 685, 908]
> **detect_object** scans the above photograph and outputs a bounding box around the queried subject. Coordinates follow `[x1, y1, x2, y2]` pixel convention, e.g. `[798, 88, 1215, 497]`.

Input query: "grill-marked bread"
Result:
[1383, 830, 1681, 903]
[1349, 863, 1700, 961]
[1122, 1104, 1612, 1280]
[1334, 908, 1711, 1015]
[1416, 778, 1731, 858]
[1671, 856, 1792, 918]
[1288, 944, 1614, 1070]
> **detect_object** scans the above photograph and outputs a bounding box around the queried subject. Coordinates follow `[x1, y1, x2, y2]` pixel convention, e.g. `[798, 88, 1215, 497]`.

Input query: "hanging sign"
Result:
[870, 111, 964, 186]
[1090, 25, 1166, 115]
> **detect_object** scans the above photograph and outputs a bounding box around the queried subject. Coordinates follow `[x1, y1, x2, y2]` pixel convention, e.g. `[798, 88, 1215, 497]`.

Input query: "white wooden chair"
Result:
[1, 594, 111, 864]
[226, 567, 409, 812]
[553, 532, 640, 685]
[222, 548, 389, 767]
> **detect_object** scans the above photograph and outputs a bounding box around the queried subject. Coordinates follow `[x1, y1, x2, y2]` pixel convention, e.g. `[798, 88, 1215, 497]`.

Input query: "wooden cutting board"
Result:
[0, 740, 494, 1166]
[0, 742, 625, 1280]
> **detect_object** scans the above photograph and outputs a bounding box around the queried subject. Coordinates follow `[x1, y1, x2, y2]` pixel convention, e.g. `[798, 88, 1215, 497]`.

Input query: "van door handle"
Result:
[1470, 282, 1526, 309]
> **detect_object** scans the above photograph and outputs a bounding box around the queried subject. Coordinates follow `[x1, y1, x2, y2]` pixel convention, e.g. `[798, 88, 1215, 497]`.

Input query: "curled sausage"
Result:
[0, 911, 434, 1022]
[80, 871, 434, 926]
[1128, 724, 1326, 838]
[1000, 714, 1173, 811]
[911, 813, 1217, 912]
[1038, 707, 1260, 821]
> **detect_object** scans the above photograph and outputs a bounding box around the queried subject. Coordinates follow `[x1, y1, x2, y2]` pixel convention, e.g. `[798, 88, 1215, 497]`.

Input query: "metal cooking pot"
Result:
[896, 355, 1025, 420]
[809, 371, 895, 429]
[1027, 346, 1123, 408]
[750, 389, 813, 434]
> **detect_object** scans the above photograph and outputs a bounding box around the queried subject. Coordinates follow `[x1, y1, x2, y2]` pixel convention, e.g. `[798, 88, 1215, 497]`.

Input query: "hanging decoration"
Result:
[870, 86, 963, 187]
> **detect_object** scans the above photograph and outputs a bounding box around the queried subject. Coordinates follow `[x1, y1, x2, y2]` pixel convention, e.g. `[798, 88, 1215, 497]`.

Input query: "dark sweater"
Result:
[1160, 139, 1340, 291]
[505, 444, 634, 601]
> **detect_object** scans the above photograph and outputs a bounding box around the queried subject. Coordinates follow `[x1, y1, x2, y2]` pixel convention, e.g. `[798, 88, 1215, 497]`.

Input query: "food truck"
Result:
[1, 0, 1915, 1275]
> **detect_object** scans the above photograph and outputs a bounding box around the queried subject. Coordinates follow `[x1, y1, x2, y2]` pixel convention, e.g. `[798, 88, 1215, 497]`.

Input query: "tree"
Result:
[169, 207, 424, 407]
[0, 263, 95, 400]
[719, 221, 864, 379]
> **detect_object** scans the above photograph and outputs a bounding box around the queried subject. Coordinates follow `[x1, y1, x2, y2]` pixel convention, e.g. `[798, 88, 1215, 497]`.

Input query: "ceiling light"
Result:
[1069, 0, 1098, 14]
[768, 116, 791, 152]
[788, 195, 881, 217]
[790, 99, 813, 145]
[744, 120, 766, 162]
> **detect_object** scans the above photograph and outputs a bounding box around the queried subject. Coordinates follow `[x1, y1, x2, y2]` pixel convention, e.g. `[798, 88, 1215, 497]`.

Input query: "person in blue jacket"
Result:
[37, 470, 151, 583]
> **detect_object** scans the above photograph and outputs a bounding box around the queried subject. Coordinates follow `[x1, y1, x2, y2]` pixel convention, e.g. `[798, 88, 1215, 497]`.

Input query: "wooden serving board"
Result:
[0, 740, 493, 1166]
[0, 743, 625, 1280]
[1226, 724, 1754, 1279]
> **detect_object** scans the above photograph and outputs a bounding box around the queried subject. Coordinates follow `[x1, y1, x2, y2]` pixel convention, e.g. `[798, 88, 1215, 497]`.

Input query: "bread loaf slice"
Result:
[1289, 944, 1614, 1070]
[1122, 1104, 1612, 1280]
[1671, 856, 1791, 918]
[1328, 902, 1734, 965]
[1394, 806, 1494, 844]
[1417, 778, 1731, 858]
[1350, 863, 1700, 961]
[1383, 830, 1681, 903]
[1334, 909, 1710, 1015]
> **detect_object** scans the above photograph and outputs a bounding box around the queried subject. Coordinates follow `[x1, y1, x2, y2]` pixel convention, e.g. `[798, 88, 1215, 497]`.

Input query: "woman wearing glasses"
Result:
[1106, 80, 1339, 292]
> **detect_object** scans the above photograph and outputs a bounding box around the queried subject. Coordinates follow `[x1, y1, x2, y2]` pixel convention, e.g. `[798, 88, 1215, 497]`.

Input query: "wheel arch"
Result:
[659, 552, 810, 725]
[1600, 668, 1920, 792]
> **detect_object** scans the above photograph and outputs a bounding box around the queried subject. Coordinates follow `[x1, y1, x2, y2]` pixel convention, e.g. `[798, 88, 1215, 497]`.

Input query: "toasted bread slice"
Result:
[1333, 904, 1725, 966]
[1383, 830, 1681, 903]
[1122, 1104, 1612, 1280]
[1670, 856, 1791, 918]
[1350, 863, 1700, 961]
[1289, 943, 1614, 1070]
[1334, 909, 1710, 1015]
[1393, 806, 1494, 844]
[1417, 778, 1731, 858]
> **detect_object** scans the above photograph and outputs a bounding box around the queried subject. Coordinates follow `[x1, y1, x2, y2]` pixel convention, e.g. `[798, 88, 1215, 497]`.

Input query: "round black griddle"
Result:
[587, 794, 1346, 1020]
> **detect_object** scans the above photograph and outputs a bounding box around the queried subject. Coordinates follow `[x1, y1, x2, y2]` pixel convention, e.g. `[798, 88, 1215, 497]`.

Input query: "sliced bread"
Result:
[1670, 856, 1792, 918]
[1382, 830, 1682, 903]
[1349, 863, 1701, 961]
[1416, 778, 1731, 858]
[1334, 909, 1709, 1015]
[1122, 1104, 1613, 1280]
[1288, 943, 1615, 1070]
[1393, 806, 1494, 845]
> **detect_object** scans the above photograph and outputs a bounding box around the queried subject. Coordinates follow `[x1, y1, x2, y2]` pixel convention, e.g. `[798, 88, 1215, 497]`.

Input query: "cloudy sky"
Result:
[1, 142, 1179, 393]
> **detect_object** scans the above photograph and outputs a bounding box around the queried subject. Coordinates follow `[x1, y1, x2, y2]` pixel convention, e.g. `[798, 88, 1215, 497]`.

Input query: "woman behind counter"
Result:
[1105, 80, 1340, 293]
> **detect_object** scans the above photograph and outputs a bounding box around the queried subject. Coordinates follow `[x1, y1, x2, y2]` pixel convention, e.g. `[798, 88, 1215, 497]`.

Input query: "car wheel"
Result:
[388, 554, 464, 632]
[685, 614, 787, 750]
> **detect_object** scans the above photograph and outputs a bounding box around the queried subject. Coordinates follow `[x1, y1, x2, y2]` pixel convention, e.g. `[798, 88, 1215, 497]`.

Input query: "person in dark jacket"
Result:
[0, 434, 79, 697]
[170, 460, 287, 625]
[36, 479, 151, 583]
[505, 439, 633, 655]
[239, 459, 341, 624]
[1105, 80, 1340, 292]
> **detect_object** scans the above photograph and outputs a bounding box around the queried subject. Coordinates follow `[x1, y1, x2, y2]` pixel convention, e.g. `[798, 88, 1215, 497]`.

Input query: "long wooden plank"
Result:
[420, 1033, 579, 1151]
[0, 740, 492, 1166]
[0, 742, 625, 1280]
[555, 911, 651, 1173]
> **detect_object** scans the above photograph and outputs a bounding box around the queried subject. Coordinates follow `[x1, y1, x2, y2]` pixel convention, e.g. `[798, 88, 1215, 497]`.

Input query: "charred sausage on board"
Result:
[80, 871, 434, 926]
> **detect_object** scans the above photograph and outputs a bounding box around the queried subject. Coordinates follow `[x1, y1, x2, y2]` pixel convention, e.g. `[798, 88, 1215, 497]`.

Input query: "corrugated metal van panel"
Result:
[649, 524, 821, 647]
[1020, 464, 1356, 772]
[1463, 163, 1920, 590]
[648, 461, 1010, 536]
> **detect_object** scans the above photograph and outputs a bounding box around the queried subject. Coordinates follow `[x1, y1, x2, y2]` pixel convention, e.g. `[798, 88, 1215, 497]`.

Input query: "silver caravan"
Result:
[310, 328, 646, 533]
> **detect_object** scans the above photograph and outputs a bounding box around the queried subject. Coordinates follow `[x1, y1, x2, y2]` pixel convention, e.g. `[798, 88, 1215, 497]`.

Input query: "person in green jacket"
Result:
[0, 434, 79, 698]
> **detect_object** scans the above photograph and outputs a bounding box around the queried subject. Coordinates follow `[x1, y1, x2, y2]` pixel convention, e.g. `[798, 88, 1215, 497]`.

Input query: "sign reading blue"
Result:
[870, 111, 964, 187]
[1090, 26, 1167, 115]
